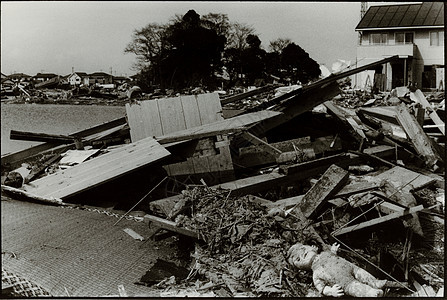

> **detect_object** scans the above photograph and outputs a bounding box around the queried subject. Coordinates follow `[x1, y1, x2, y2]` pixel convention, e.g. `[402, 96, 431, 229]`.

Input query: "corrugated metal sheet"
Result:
[23, 137, 170, 199]
[356, 2, 444, 30]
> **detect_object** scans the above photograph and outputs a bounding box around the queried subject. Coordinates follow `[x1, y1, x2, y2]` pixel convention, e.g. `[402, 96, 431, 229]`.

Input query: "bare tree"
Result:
[227, 22, 255, 51]
[269, 38, 292, 54]
[202, 13, 231, 39]
[124, 23, 168, 70]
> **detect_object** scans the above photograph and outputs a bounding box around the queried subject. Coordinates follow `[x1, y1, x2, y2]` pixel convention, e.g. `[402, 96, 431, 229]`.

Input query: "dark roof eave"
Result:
[356, 25, 444, 31]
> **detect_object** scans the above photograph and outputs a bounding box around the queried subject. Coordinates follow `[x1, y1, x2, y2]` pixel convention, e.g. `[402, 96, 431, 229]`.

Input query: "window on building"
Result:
[430, 31, 443, 46]
[395, 32, 413, 44]
[370, 33, 388, 45]
[430, 31, 444, 46]
[404, 32, 413, 44]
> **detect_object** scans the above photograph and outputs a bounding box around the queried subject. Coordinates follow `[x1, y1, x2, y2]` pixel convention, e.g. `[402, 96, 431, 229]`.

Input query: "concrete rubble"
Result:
[1, 57, 445, 297]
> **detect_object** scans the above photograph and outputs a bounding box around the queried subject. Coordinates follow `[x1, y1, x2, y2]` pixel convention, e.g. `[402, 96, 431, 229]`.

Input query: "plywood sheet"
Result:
[23, 137, 170, 199]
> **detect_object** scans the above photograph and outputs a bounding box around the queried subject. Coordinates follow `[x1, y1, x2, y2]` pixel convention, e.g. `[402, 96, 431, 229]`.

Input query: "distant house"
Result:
[59, 74, 71, 85]
[7, 73, 32, 82]
[89, 72, 113, 85]
[68, 72, 89, 86]
[33, 73, 58, 83]
[112, 76, 130, 85]
[355, 2, 444, 91]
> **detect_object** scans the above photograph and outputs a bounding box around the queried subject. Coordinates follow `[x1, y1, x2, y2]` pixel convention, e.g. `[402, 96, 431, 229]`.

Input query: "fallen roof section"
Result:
[22, 136, 170, 199]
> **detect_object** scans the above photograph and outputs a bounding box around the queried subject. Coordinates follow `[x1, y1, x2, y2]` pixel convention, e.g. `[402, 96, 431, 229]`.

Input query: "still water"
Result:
[1, 103, 126, 155]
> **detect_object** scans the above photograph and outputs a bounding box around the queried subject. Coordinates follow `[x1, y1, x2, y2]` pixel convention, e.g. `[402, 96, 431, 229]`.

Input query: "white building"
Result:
[355, 2, 444, 91]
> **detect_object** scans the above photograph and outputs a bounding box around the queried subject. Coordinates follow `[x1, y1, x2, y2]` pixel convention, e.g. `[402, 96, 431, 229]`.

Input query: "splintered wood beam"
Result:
[220, 84, 280, 105]
[324, 101, 365, 142]
[240, 131, 282, 155]
[10, 130, 75, 143]
[395, 103, 442, 168]
[293, 164, 350, 219]
[333, 205, 424, 236]
[143, 214, 200, 239]
[410, 90, 445, 135]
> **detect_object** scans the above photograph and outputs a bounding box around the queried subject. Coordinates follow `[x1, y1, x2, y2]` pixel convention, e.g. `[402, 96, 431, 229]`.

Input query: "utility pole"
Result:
[355, 2, 368, 89]
[359, 2, 368, 46]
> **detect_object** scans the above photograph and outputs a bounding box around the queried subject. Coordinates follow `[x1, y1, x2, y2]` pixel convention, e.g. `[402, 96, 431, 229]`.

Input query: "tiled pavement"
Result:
[1, 197, 183, 296]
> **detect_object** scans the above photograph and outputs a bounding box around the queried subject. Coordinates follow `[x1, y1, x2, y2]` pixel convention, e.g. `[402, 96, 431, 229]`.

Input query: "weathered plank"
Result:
[22, 137, 170, 199]
[410, 89, 444, 135]
[10, 130, 75, 143]
[375, 166, 436, 193]
[333, 205, 424, 236]
[220, 84, 279, 105]
[324, 101, 365, 142]
[333, 180, 383, 198]
[241, 132, 282, 155]
[293, 164, 350, 219]
[395, 103, 442, 168]
[155, 110, 282, 144]
[144, 214, 199, 239]
[357, 106, 399, 125]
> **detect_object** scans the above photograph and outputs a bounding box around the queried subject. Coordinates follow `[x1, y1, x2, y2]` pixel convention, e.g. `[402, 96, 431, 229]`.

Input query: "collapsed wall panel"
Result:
[125, 93, 234, 180]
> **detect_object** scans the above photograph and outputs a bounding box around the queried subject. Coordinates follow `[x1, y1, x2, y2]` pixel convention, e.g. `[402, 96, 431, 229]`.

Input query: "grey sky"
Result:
[1, 1, 418, 77]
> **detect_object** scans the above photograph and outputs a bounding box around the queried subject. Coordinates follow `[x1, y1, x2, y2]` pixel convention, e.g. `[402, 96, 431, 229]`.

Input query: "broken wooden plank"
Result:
[333, 180, 383, 198]
[123, 228, 144, 241]
[280, 153, 350, 176]
[410, 89, 445, 135]
[220, 84, 279, 105]
[395, 103, 442, 169]
[144, 214, 199, 239]
[375, 166, 436, 193]
[10, 130, 76, 143]
[294, 164, 349, 219]
[24, 152, 63, 184]
[324, 101, 365, 142]
[333, 205, 424, 236]
[22, 137, 170, 199]
[236, 136, 335, 168]
[357, 106, 399, 125]
[1, 184, 64, 206]
[240, 131, 282, 155]
[155, 110, 282, 144]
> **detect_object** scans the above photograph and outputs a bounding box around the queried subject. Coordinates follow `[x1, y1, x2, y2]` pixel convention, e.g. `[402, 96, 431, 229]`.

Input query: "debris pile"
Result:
[1, 55, 444, 297]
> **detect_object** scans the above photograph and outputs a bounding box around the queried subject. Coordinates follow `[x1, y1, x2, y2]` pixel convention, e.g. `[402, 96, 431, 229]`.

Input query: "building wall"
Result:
[357, 28, 444, 89]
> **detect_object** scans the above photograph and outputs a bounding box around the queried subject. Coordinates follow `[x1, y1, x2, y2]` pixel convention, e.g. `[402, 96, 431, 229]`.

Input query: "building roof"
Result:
[70, 72, 89, 78]
[89, 72, 111, 77]
[8, 73, 32, 79]
[34, 73, 58, 78]
[356, 2, 444, 30]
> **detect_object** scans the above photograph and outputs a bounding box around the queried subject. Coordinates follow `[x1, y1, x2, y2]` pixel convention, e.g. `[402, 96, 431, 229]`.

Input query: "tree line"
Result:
[125, 10, 321, 92]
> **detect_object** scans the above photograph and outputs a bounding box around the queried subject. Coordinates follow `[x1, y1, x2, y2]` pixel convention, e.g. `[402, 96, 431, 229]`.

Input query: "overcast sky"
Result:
[1, 1, 419, 77]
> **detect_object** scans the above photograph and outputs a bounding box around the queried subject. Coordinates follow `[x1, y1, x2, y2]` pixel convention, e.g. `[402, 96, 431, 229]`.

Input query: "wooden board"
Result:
[395, 103, 441, 168]
[375, 166, 436, 193]
[144, 214, 199, 239]
[155, 110, 282, 144]
[410, 89, 445, 135]
[333, 205, 424, 236]
[22, 137, 170, 199]
[294, 164, 349, 219]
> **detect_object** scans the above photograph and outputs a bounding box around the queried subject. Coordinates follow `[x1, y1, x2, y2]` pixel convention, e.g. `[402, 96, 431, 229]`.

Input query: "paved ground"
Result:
[1, 196, 187, 297]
